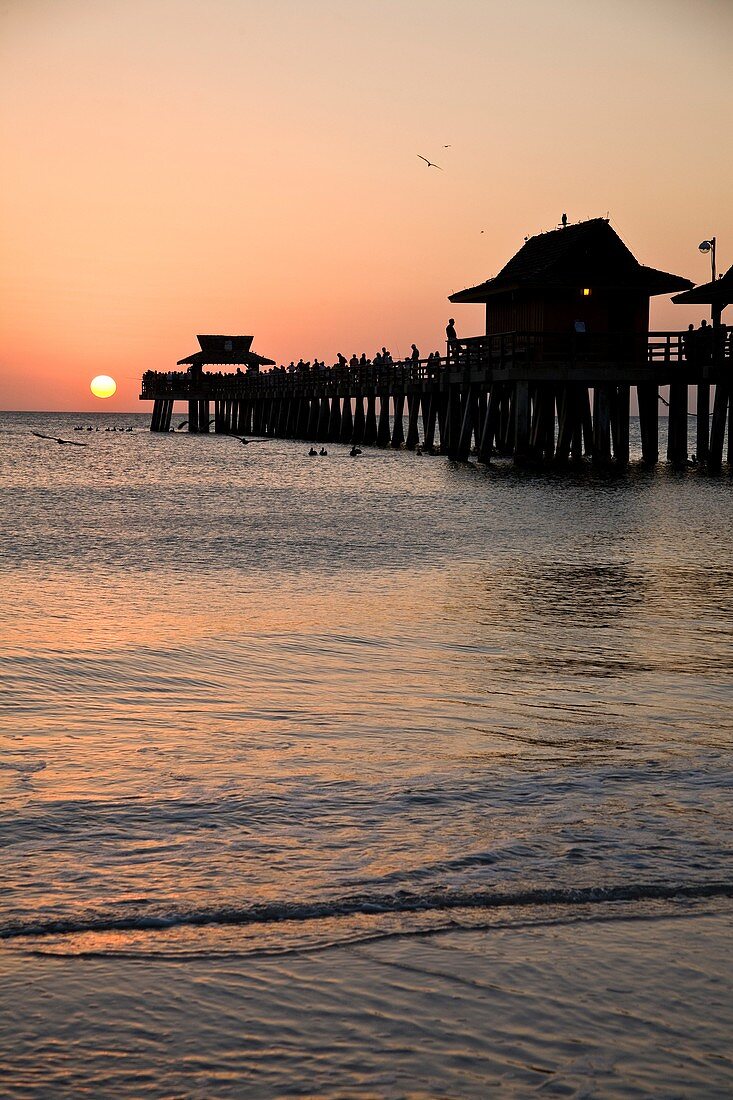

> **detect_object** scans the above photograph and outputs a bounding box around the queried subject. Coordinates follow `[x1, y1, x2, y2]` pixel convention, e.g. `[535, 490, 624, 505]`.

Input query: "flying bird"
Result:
[32, 431, 88, 447]
[443, 144, 451, 148]
[236, 437, 274, 445]
[417, 155, 443, 170]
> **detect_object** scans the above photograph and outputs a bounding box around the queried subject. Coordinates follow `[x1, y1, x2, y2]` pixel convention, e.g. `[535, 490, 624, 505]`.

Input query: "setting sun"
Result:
[90, 375, 117, 399]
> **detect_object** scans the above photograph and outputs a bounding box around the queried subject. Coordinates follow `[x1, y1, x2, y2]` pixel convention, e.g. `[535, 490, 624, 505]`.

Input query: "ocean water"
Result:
[1, 410, 732, 1095]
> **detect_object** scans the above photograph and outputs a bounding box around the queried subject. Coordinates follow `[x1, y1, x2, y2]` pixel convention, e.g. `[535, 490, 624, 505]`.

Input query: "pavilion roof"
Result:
[177, 334, 275, 367]
[449, 219, 693, 303]
[672, 264, 733, 307]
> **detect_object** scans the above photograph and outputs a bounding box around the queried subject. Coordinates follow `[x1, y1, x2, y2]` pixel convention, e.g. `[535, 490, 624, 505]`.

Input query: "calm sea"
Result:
[1, 410, 732, 1093]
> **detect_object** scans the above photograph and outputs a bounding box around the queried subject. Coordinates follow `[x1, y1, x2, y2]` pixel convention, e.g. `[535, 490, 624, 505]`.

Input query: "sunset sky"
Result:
[1, 0, 731, 411]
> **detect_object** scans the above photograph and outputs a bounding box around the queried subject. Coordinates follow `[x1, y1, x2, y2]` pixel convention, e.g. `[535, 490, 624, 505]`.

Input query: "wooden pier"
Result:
[140, 219, 732, 471]
[140, 332, 731, 471]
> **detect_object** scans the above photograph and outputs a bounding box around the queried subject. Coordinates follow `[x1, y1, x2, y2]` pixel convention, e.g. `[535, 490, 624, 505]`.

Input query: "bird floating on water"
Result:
[417, 154, 442, 170]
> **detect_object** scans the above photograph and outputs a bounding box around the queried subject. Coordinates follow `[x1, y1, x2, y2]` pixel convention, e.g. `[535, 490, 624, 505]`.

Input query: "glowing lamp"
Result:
[582, 288, 592, 297]
[90, 375, 117, 399]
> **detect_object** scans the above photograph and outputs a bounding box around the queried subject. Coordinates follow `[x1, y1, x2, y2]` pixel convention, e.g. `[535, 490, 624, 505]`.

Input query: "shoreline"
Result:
[3, 903, 732, 1098]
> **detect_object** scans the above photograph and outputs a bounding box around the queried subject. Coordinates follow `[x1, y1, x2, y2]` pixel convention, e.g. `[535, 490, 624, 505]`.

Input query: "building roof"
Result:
[449, 219, 693, 303]
[672, 264, 733, 306]
[177, 334, 275, 367]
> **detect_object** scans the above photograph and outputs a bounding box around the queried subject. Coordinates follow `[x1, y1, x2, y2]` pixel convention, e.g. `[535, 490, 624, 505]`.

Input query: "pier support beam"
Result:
[638, 383, 659, 465]
[327, 396, 342, 442]
[405, 394, 420, 450]
[514, 381, 530, 463]
[377, 395, 391, 447]
[391, 394, 405, 448]
[478, 386, 501, 463]
[666, 382, 688, 467]
[612, 384, 630, 465]
[317, 397, 331, 442]
[708, 383, 730, 472]
[696, 383, 710, 462]
[456, 386, 477, 461]
[352, 397, 365, 444]
[363, 395, 378, 445]
[422, 394, 437, 452]
[340, 397, 353, 444]
[188, 398, 199, 434]
[592, 385, 612, 465]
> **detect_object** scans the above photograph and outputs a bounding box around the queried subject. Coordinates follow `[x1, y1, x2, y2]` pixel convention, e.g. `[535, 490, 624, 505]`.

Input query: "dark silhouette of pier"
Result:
[140, 220, 733, 471]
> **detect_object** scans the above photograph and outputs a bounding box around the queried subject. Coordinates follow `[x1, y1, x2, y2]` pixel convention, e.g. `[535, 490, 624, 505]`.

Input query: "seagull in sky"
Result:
[417, 154, 443, 170]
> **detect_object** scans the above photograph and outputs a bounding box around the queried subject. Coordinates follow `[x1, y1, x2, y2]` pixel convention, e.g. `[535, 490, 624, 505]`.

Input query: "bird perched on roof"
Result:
[417, 155, 442, 170]
[561, 213, 568, 228]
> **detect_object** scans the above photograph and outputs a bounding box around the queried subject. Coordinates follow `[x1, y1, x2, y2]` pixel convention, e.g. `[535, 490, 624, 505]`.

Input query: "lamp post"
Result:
[699, 237, 716, 282]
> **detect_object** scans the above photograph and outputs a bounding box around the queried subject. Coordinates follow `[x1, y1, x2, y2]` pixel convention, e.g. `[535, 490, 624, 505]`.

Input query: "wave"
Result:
[3, 880, 731, 941]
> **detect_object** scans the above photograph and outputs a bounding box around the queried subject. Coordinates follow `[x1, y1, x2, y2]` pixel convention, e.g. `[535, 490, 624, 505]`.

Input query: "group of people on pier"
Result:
[683, 319, 731, 365]
[274, 345, 447, 376]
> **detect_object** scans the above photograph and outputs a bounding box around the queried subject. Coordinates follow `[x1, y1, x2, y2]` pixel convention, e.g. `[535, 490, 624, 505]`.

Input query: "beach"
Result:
[4, 908, 732, 1097]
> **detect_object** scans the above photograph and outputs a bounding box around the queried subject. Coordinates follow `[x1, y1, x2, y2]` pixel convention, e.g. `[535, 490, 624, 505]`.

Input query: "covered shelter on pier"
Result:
[671, 264, 733, 328]
[177, 334, 275, 374]
[449, 218, 692, 337]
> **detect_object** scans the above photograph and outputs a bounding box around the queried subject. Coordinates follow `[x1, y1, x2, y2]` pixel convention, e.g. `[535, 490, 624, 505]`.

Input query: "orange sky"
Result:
[1, 0, 731, 411]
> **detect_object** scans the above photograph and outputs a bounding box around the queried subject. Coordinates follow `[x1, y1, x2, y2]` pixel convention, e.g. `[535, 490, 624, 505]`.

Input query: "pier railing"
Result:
[141, 330, 726, 399]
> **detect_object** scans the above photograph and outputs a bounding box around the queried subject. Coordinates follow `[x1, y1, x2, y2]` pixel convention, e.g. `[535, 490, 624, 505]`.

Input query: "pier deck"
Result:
[140, 331, 732, 471]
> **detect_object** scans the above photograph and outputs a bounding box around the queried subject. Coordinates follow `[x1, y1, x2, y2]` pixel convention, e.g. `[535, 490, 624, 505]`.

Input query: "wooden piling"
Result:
[514, 381, 530, 462]
[478, 386, 501, 463]
[376, 396, 394, 446]
[316, 397, 331, 442]
[592, 385, 612, 465]
[363, 395, 378, 445]
[708, 382, 730, 471]
[405, 394, 420, 449]
[666, 382, 688, 467]
[456, 386, 477, 461]
[637, 383, 658, 464]
[352, 397, 365, 444]
[612, 384, 630, 465]
[696, 383, 710, 462]
[340, 396, 354, 444]
[391, 394, 405, 448]
[423, 394, 437, 452]
[327, 395, 342, 442]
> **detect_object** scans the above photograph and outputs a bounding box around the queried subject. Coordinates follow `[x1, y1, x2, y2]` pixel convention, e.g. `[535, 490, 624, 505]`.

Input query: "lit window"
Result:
[582, 288, 591, 297]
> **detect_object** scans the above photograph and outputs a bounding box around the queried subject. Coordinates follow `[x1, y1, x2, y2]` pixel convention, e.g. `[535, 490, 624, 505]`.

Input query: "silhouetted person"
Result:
[337, 352, 347, 367]
[308, 447, 317, 456]
[446, 318, 458, 362]
[683, 323, 695, 364]
[349, 445, 361, 457]
[319, 447, 328, 456]
[410, 343, 420, 362]
[697, 319, 713, 365]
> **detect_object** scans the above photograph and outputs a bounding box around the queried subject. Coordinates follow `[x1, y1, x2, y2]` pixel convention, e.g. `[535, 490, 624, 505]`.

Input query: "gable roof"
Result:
[449, 219, 693, 303]
[177, 334, 275, 367]
[672, 264, 733, 307]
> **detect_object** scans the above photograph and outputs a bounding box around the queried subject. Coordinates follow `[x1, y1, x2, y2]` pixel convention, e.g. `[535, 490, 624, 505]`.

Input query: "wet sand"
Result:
[3, 907, 732, 1098]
